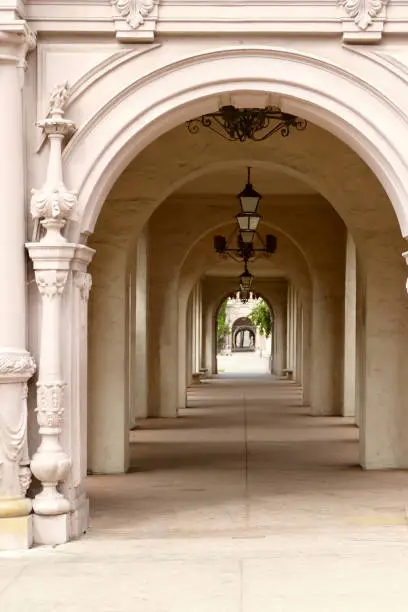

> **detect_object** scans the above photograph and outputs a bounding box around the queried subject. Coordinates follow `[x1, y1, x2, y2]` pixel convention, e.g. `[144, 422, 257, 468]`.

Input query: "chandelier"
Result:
[186, 105, 307, 142]
[213, 167, 277, 265]
[215, 167, 277, 303]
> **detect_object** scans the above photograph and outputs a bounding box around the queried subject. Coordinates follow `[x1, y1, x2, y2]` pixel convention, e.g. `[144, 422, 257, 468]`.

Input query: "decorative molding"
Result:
[18, 466, 32, 498]
[0, 351, 36, 381]
[338, 0, 388, 30]
[75, 272, 93, 301]
[112, 0, 156, 29]
[31, 187, 77, 224]
[47, 80, 70, 117]
[17, 26, 37, 71]
[111, 0, 159, 41]
[36, 382, 66, 429]
[35, 270, 69, 299]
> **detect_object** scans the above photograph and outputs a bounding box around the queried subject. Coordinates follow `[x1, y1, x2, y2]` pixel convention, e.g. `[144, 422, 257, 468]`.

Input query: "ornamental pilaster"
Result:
[25, 82, 94, 533]
[26, 245, 76, 516]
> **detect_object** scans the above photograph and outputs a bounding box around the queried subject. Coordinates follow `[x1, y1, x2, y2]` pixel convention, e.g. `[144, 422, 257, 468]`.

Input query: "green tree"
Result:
[217, 299, 230, 348]
[249, 300, 272, 338]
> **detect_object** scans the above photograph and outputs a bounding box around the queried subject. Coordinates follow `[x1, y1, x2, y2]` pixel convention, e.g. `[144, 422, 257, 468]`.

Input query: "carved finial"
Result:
[47, 81, 70, 117]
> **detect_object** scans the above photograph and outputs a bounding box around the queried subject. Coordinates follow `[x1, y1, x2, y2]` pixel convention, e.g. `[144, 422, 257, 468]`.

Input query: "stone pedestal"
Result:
[0, 516, 32, 550]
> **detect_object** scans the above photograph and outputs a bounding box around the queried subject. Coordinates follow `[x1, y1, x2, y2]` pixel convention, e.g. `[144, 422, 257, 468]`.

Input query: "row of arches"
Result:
[23, 44, 408, 546]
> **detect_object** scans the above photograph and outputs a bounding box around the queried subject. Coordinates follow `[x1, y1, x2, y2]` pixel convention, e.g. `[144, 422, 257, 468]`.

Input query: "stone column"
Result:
[295, 303, 303, 384]
[343, 233, 357, 418]
[0, 25, 36, 550]
[128, 230, 148, 423]
[301, 301, 312, 406]
[62, 247, 94, 538]
[177, 294, 188, 409]
[204, 306, 215, 374]
[186, 292, 193, 386]
[26, 81, 80, 543]
[134, 231, 148, 418]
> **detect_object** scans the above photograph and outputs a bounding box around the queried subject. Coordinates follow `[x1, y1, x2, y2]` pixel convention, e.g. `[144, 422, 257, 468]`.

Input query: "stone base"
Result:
[0, 515, 33, 550]
[69, 497, 89, 539]
[33, 513, 70, 546]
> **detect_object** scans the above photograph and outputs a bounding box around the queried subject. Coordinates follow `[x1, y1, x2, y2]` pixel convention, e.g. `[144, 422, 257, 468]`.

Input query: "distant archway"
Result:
[232, 317, 256, 352]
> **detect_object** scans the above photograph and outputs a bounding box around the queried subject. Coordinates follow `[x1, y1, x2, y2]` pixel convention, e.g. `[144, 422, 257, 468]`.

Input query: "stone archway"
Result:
[24, 45, 408, 549]
[232, 318, 256, 352]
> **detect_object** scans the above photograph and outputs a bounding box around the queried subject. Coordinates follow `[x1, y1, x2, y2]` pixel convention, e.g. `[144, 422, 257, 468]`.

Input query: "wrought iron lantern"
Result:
[236, 167, 262, 243]
[213, 168, 277, 264]
[240, 264, 253, 292]
[238, 168, 262, 212]
[186, 105, 307, 142]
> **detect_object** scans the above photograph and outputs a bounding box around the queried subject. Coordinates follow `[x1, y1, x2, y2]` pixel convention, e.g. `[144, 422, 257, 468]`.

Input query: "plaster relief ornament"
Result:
[113, 0, 155, 28]
[47, 80, 70, 117]
[338, 0, 389, 30]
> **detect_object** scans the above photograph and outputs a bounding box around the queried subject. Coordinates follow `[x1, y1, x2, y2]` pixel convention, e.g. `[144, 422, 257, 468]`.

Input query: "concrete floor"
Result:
[2, 374, 408, 611]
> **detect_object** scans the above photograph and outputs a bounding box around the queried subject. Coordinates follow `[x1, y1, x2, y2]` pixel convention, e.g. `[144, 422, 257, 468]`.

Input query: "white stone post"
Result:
[0, 25, 36, 550]
[26, 82, 80, 543]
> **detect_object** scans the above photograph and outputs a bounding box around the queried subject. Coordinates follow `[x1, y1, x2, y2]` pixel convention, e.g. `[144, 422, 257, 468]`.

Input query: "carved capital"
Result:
[36, 382, 66, 429]
[0, 351, 36, 382]
[75, 272, 93, 301]
[338, 0, 388, 30]
[35, 270, 69, 299]
[0, 24, 36, 69]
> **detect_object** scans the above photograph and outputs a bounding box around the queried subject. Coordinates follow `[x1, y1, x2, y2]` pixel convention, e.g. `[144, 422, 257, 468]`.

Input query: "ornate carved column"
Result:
[0, 24, 36, 550]
[26, 82, 81, 544]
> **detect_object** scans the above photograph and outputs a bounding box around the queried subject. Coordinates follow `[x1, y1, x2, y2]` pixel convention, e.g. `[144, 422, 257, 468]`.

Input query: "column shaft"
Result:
[0, 36, 36, 550]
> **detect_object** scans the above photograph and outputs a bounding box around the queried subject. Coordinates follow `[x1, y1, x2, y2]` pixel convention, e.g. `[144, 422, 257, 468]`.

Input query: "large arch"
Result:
[62, 46, 408, 241]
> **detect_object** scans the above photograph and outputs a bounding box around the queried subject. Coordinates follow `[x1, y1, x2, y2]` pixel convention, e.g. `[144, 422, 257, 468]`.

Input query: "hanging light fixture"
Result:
[236, 167, 261, 243]
[213, 168, 277, 264]
[240, 263, 253, 292]
[238, 167, 262, 213]
[186, 105, 307, 142]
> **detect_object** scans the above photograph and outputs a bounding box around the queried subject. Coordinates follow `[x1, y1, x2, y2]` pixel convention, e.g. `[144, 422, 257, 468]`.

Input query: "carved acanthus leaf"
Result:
[75, 272, 93, 301]
[113, 0, 155, 28]
[338, 0, 388, 30]
[30, 185, 77, 222]
[35, 271, 69, 299]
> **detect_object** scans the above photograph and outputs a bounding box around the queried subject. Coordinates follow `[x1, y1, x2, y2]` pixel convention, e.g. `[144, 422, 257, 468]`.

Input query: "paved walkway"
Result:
[2, 377, 408, 611]
[217, 351, 271, 374]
